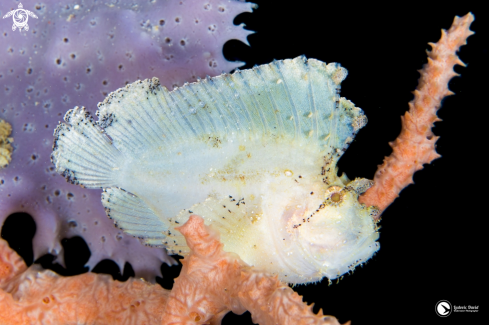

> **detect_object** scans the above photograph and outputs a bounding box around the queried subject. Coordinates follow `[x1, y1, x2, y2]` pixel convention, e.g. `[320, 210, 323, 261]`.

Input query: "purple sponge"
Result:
[0, 0, 254, 280]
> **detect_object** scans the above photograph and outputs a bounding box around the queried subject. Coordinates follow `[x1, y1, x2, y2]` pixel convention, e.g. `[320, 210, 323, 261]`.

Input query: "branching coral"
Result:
[0, 215, 342, 325]
[162, 216, 342, 325]
[0, 235, 169, 324]
[0, 223, 169, 325]
[0, 0, 255, 280]
[358, 13, 475, 215]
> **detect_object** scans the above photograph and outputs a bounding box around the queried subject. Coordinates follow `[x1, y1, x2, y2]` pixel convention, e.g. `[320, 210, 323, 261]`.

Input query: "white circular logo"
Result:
[435, 300, 452, 317]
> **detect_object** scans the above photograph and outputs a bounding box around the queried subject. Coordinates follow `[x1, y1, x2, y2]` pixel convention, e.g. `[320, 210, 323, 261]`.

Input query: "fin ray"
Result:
[52, 106, 123, 188]
[102, 187, 167, 245]
[93, 57, 363, 157]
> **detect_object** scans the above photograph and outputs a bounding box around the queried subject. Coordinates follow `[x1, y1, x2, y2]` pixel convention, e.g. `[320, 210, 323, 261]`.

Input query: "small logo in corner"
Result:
[2, 3, 38, 32]
[435, 300, 452, 317]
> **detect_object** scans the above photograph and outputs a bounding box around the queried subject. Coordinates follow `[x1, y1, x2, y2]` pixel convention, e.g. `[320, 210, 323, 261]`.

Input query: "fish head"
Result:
[282, 177, 380, 282]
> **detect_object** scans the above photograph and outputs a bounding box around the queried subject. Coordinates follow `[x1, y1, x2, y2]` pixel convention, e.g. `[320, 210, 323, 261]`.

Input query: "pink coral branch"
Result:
[0, 237, 169, 325]
[162, 215, 341, 325]
[0, 237, 26, 287]
[359, 13, 475, 216]
[1, 215, 341, 325]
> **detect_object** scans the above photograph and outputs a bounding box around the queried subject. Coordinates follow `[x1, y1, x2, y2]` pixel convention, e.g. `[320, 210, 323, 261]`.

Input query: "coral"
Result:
[0, 230, 169, 325]
[162, 216, 341, 325]
[0, 0, 255, 280]
[0, 119, 13, 168]
[358, 13, 475, 215]
[0, 215, 342, 325]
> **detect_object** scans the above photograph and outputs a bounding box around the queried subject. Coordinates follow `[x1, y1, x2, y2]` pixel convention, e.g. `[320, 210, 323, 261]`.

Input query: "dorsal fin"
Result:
[95, 57, 366, 157]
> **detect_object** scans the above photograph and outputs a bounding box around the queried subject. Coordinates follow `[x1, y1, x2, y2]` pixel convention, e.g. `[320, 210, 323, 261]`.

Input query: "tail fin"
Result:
[51, 106, 122, 188]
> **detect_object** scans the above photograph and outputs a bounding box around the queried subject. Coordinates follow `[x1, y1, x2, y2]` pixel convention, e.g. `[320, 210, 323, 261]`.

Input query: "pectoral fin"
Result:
[102, 187, 168, 246]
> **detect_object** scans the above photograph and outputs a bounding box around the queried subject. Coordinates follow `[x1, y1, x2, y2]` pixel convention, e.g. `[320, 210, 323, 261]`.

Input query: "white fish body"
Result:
[52, 57, 379, 284]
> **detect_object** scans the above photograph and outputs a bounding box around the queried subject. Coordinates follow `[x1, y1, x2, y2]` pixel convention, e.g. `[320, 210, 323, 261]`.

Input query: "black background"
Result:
[2, 1, 486, 324]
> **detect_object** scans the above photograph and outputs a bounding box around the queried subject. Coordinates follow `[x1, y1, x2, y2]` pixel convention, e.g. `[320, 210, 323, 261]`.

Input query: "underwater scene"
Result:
[0, 1, 484, 324]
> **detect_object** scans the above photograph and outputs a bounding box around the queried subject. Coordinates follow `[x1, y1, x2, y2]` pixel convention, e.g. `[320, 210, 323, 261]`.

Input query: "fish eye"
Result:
[330, 192, 341, 202]
[324, 185, 343, 206]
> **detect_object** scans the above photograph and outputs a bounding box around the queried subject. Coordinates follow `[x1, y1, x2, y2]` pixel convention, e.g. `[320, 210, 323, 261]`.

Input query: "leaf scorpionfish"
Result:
[52, 57, 381, 284]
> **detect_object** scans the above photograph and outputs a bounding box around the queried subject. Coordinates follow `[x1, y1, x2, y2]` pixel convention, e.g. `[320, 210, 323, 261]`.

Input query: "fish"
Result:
[51, 56, 380, 284]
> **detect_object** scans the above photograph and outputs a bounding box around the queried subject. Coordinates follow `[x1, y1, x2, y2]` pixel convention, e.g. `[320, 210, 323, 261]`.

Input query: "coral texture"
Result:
[358, 13, 475, 215]
[0, 233, 169, 325]
[163, 216, 341, 325]
[0, 0, 254, 280]
[0, 119, 13, 168]
[0, 215, 341, 325]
